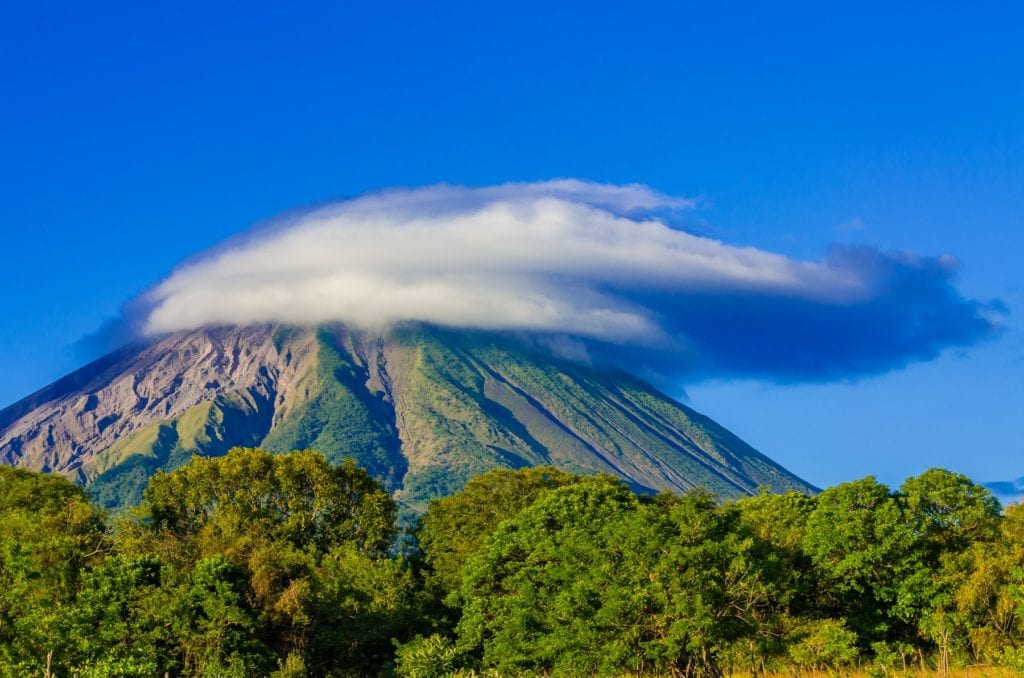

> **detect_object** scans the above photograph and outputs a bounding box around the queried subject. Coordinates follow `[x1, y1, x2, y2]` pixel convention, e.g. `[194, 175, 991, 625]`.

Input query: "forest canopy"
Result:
[1, 449, 1022, 677]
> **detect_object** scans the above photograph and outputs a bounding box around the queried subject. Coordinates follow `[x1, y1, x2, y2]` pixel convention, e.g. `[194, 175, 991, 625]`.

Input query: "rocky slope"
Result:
[0, 324, 816, 509]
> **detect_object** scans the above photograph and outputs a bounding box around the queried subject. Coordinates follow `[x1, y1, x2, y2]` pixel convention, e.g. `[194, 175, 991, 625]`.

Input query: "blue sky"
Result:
[1, 1, 1021, 492]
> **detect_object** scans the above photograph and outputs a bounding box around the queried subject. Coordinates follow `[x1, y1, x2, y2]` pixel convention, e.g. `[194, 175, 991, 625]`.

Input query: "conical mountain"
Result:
[0, 324, 815, 510]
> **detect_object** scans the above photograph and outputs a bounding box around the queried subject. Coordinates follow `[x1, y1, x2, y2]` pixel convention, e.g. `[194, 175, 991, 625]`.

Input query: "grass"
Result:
[445, 670, 1022, 678]
[723, 670, 1019, 678]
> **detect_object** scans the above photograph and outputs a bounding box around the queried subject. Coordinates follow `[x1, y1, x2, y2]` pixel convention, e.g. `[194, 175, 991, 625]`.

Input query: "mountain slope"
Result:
[0, 324, 816, 509]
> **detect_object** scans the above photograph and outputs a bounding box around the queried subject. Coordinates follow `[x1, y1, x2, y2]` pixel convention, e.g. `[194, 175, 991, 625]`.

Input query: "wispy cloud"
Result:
[131, 180, 1005, 382]
[984, 477, 1024, 505]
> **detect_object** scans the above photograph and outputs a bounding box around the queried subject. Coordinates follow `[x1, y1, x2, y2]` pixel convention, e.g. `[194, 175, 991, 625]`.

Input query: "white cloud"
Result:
[141, 180, 868, 343]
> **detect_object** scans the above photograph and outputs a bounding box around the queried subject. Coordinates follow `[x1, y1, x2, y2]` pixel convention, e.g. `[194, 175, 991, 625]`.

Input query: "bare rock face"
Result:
[0, 324, 816, 509]
[0, 326, 314, 476]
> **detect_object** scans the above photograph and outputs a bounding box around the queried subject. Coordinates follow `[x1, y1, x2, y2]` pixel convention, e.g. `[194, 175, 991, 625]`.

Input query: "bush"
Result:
[788, 619, 859, 671]
[394, 634, 467, 678]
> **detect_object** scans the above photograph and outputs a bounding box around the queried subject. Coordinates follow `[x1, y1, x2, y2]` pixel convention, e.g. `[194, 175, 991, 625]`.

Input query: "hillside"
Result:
[0, 324, 815, 509]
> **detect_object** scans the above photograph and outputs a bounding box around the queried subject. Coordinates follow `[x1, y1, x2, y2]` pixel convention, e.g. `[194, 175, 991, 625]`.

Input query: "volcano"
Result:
[0, 324, 815, 509]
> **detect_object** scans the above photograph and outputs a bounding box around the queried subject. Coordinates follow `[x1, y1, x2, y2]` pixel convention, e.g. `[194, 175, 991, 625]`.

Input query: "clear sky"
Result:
[1, 1, 1021, 492]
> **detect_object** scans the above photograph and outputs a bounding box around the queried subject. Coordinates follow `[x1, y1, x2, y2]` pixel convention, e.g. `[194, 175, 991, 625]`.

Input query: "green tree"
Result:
[802, 476, 922, 647]
[138, 447, 396, 558]
[175, 556, 271, 676]
[416, 465, 579, 602]
[787, 618, 858, 673]
[456, 478, 643, 675]
[900, 468, 1001, 555]
[898, 469, 1002, 668]
[457, 482, 767, 676]
[394, 633, 468, 678]
[726, 490, 818, 672]
[954, 503, 1024, 663]
[307, 546, 419, 675]
[0, 467, 108, 674]
[117, 447, 413, 673]
[64, 554, 167, 677]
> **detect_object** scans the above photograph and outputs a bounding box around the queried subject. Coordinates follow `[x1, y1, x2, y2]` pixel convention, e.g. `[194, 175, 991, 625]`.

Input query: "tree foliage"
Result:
[415, 465, 580, 602]
[0, 457, 1022, 676]
[0, 467, 108, 673]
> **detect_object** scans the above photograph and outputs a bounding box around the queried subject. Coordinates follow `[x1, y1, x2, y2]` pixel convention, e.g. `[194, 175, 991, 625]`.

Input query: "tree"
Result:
[138, 447, 396, 559]
[900, 468, 1001, 555]
[175, 556, 271, 676]
[954, 503, 1024, 663]
[306, 546, 419, 675]
[457, 482, 768, 676]
[636, 490, 755, 677]
[802, 476, 922, 647]
[416, 466, 579, 602]
[116, 447, 412, 673]
[0, 467, 108, 674]
[63, 554, 168, 677]
[787, 619, 858, 673]
[456, 477, 643, 675]
[727, 490, 818, 672]
[898, 469, 1002, 668]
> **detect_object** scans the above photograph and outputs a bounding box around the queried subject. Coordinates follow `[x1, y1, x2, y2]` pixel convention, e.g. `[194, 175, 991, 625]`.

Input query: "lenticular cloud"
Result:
[142, 180, 855, 339]
[137, 180, 1003, 382]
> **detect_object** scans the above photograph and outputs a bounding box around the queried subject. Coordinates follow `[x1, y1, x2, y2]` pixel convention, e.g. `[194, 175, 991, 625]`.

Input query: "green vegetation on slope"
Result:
[78, 325, 814, 513]
[392, 326, 559, 506]
[394, 327, 814, 507]
[87, 390, 273, 509]
[260, 328, 405, 489]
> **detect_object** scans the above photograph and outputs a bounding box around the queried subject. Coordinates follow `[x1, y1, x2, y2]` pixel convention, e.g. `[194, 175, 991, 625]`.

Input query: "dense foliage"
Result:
[2, 450, 1023, 676]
